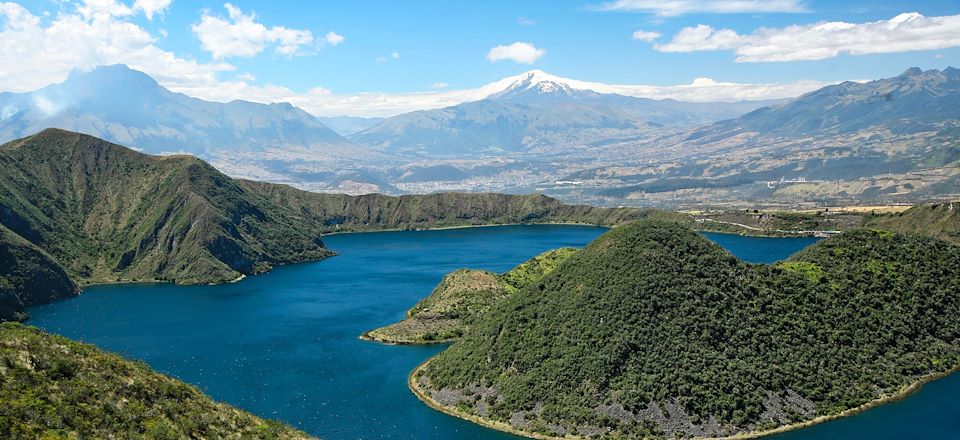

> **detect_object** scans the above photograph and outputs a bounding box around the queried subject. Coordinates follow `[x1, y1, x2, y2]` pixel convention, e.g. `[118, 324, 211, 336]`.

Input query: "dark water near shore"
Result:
[28, 226, 959, 439]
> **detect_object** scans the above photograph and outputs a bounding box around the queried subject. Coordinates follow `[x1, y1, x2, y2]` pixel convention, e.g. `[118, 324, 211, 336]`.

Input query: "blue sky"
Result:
[1, 0, 958, 115]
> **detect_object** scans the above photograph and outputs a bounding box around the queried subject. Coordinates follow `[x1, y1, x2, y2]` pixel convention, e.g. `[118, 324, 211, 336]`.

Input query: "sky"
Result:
[0, 0, 958, 116]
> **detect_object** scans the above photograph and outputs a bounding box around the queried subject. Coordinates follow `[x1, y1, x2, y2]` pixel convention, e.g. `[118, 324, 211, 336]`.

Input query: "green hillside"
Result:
[0, 128, 334, 286]
[240, 180, 681, 232]
[0, 323, 312, 439]
[0, 129, 678, 321]
[363, 248, 576, 344]
[0, 225, 77, 322]
[864, 202, 960, 245]
[416, 221, 960, 439]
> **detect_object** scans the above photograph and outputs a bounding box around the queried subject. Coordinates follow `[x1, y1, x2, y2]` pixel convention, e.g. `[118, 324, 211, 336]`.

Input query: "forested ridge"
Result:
[417, 221, 960, 439]
[0, 323, 312, 439]
[363, 248, 577, 344]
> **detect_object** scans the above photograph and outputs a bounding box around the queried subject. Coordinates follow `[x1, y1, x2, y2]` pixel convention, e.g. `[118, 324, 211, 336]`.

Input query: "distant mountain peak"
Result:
[489, 70, 590, 100]
[64, 64, 162, 90]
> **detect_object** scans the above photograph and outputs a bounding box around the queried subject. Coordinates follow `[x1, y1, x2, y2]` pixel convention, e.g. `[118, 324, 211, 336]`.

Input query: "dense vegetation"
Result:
[0, 323, 312, 439]
[417, 221, 960, 439]
[240, 180, 681, 232]
[364, 248, 577, 344]
[0, 129, 680, 320]
[0, 128, 334, 287]
[0, 225, 77, 322]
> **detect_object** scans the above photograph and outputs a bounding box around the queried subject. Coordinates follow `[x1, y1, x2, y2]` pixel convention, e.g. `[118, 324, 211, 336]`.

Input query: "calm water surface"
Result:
[27, 226, 959, 439]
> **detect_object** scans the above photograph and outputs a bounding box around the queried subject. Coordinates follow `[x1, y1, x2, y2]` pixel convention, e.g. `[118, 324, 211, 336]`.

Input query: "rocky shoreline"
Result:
[410, 355, 960, 440]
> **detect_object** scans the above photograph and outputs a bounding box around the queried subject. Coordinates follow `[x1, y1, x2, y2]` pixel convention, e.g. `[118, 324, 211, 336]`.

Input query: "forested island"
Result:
[412, 221, 960, 439]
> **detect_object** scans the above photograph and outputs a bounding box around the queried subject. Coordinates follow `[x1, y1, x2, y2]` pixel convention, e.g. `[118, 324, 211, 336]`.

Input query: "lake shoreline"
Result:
[409, 355, 960, 440]
[320, 221, 615, 237]
[358, 332, 455, 345]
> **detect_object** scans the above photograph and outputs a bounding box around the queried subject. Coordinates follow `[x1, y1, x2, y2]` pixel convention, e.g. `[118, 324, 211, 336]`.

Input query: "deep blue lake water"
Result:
[26, 226, 960, 439]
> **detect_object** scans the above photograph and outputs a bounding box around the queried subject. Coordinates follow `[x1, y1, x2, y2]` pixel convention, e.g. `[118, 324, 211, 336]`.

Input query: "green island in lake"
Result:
[396, 220, 960, 439]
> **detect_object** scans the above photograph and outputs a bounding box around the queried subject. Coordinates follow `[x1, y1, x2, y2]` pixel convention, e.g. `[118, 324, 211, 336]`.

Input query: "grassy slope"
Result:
[363, 248, 577, 344]
[0, 225, 77, 322]
[864, 202, 960, 245]
[418, 221, 960, 439]
[0, 323, 312, 439]
[0, 129, 333, 287]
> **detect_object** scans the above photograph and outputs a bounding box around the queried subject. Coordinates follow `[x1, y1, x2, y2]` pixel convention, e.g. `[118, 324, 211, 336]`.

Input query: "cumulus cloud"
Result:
[486, 42, 544, 64]
[0, 1, 234, 93]
[192, 3, 315, 59]
[656, 12, 960, 62]
[133, 0, 171, 19]
[324, 31, 344, 45]
[657, 24, 739, 51]
[631, 29, 660, 42]
[596, 0, 807, 16]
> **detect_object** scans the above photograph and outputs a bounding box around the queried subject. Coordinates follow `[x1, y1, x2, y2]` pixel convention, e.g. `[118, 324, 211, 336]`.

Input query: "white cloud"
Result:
[0, 1, 831, 118]
[631, 29, 660, 42]
[486, 42, 544, 64]
[133, 0, 171, 20]
[517, 16, 536, 26]
[430, 82, 448, 89]
[657, 12, 960, 62]
[77, 0, 133, 19]
[596, 0, 808, 16]
[375, 51, 399, 64]
[657, 24, 740, 51]
[324, 31, 344, 45]
[0, 1, 234, 93]
[192, 3, 314, 59]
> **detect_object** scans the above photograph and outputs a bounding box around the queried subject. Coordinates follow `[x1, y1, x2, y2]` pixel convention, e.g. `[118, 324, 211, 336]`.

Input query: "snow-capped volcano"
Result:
[350, 69, 777, 156]
[487, 70, 590, 100]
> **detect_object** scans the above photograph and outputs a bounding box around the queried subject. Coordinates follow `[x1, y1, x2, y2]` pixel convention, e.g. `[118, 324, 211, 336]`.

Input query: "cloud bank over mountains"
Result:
[1, 1, 958, 117]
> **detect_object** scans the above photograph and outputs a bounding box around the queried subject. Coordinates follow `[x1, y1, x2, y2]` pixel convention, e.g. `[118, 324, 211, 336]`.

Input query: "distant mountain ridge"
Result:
[699, 67, 960, 139]
[0, 65, 351, 157]
[576, 67, 960, 205]
[349, 70, 775, 156]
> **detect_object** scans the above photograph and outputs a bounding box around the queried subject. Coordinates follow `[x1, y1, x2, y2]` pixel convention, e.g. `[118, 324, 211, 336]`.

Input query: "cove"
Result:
[26, 225, 955, 439]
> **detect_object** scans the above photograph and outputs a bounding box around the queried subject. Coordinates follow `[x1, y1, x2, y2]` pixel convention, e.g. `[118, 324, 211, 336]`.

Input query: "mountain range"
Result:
[0, 66, 777, 196]
[349, 70, 773, 156]
[1, 65, 958, 206]
[0, 65, 351, 158]
[577, 67, 960, 206]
